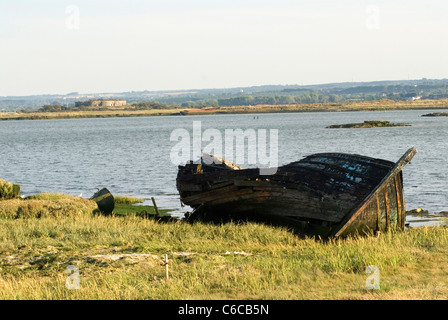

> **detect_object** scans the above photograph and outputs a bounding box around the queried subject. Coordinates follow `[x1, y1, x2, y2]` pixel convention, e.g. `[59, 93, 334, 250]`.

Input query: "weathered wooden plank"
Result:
[376, 195, 381, 232]
[331, 147, 417, 237]
[177, 183, 205, 192]
[281, 163, 382, 187]
[234, 179, 273, 188]
[182, 185, 238, 203]
[385, 186, 390, 231]
[300, 153, 395, 169]
[209, 180, 235, 189]
[299, 159, 391, 181]
[206, 189, 256, 205]
[394, 175, 402, 229]
[388, 180, 399, 228]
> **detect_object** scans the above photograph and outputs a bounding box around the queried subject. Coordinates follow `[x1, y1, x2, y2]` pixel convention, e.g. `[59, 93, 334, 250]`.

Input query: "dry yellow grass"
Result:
[0, 195, 97, 219]
[0, 178, 20, 200]
[0, 209, 447, 300]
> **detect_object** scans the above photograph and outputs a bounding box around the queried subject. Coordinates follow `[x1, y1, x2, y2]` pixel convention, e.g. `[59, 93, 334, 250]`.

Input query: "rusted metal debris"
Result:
[176, 148, 417, 238]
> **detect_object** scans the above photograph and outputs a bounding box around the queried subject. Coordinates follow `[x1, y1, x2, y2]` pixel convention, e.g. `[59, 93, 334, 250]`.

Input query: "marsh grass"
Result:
[24, 192, 86, 201]
[0, 194, 97, 219]
[0, 193, 169, 220]
[1, 212, 447, 299]
[0, 178, 20, 200]
[113, 195, 145, 205]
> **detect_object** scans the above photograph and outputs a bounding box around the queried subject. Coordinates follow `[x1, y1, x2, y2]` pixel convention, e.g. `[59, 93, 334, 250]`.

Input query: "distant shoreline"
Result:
[1, 99, 448, 121]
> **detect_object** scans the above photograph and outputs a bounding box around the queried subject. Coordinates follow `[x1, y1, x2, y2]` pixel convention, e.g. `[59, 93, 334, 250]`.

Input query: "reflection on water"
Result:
[1, 109, 448, 225]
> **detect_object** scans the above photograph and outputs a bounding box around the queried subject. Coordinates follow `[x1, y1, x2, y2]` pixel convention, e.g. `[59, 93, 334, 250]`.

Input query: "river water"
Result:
[1, 109, 447, 225]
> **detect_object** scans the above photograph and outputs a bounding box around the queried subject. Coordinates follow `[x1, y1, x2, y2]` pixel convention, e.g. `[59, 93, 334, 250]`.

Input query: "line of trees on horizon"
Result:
[12, 82, 448, 113]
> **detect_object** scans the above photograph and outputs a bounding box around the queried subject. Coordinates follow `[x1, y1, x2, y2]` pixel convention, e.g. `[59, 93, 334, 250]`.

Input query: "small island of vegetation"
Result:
[421, 112, 448, 117]
[326, 120, 411, 129]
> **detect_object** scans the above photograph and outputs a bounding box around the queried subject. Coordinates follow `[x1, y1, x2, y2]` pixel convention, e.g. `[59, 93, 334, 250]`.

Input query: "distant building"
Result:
[89, 100, 127, 107]
[75, 99, 127, 108]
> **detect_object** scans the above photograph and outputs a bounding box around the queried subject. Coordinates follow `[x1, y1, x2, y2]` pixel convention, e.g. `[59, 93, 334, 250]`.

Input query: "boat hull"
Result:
[177, 148, 417, 238]
[90, 187, 115, 215]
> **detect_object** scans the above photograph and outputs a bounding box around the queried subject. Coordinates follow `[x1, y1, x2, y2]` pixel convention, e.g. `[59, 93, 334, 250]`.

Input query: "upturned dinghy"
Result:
[90, 187, 115, 215]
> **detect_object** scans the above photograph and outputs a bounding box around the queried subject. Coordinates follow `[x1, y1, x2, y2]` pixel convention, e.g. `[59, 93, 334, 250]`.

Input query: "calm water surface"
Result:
[1, 110, 447, 224]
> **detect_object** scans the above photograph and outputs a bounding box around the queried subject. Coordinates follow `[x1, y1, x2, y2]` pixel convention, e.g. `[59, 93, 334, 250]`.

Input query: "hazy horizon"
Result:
[1, 0, 448, 96]
[2, 77, 447, 98]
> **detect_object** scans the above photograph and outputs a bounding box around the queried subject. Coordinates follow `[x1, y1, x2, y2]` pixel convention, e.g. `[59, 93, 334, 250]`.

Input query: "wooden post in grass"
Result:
[151, 197, 160, 217]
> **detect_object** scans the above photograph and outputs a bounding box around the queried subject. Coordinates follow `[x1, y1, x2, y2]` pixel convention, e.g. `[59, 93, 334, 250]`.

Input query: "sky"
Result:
[1, 0, 447, 96]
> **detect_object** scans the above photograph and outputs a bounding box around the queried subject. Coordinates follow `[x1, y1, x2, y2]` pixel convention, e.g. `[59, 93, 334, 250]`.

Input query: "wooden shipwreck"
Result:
[176, 148, 417, 238]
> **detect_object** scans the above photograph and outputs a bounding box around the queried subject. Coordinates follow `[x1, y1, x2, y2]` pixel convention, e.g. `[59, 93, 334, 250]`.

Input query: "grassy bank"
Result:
[0, 193, 171, 219]
[0, 108, 188, 121]
[183, 98, 448, 115]
[1, 211, 447, 299]
[2, 98, 448, 121]
[0, 194, 97, 219]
